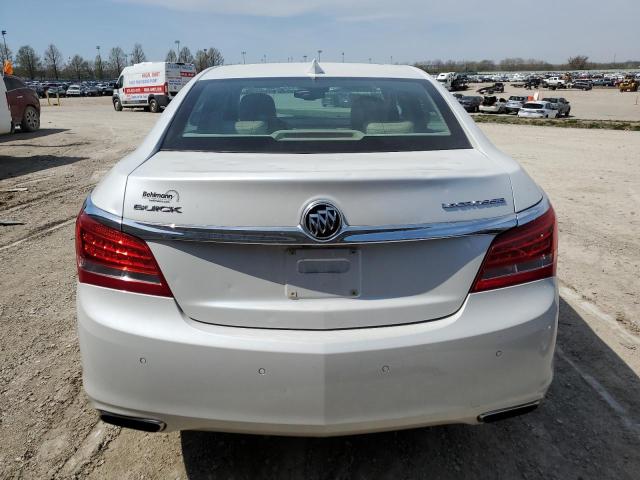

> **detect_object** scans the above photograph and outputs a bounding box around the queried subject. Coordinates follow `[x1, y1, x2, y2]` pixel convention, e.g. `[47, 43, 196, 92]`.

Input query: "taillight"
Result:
[471, 206, 557, 292]
[75, 211, 173, 297]
[164, 82, 168, 95]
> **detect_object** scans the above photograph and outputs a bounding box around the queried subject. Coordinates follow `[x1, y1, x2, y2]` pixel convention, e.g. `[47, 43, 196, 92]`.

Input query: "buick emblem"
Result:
[302, 201, 343, 240]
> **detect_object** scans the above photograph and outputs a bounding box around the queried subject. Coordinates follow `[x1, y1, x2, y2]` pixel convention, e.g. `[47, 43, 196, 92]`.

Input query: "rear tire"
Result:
[113, 98, 123, 111]
[149, 98, 160, 113]
[21, 106, 40, 132]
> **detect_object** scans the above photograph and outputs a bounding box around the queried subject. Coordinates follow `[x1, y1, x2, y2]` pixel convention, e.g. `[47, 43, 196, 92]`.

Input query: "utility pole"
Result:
[175, 40, 180, 60]
[1, 30, 8, 61]
[241, 51, 246, 64]
[317, 50, 322, 61]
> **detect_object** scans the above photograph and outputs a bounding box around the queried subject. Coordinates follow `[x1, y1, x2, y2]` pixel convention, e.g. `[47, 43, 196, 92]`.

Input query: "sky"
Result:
[2, 0, 639, 66]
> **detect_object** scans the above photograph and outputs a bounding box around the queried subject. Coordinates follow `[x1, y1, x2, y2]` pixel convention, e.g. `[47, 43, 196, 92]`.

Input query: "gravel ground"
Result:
[0, 97, 639, 479]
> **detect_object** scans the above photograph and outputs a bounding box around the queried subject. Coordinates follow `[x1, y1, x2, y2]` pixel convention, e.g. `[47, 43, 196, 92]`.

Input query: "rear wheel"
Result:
[113, 98, 123, 111]
[149, 98, 160, 113]
[21, 106, 40, 132]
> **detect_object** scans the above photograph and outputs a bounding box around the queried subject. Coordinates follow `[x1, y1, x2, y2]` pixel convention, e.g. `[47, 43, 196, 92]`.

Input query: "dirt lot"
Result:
[1, 97, 639, 479]
[467, 83, 640, 121]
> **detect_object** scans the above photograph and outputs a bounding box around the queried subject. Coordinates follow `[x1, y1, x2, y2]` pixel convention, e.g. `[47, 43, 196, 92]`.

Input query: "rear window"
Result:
[161, 77, 471, 153]
[523, 103, 544, 109]
[508, 96, 526, 101]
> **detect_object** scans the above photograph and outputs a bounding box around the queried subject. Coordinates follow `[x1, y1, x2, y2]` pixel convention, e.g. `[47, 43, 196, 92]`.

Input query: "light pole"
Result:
[241, 51, 246, 64]
[263, 54, 267, 63]
[175, 40, 180, 61]
[390, 55, 393, 64]
[341, 52, 345, 63]
[1, 30, 8, 61]
[303, 55, 307, 62]
[317, 49, 322, 61]
[96, 46, 102, 79]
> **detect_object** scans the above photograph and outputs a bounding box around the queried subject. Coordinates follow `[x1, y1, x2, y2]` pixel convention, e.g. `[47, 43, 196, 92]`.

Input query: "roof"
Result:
[199, 62, 429, 81]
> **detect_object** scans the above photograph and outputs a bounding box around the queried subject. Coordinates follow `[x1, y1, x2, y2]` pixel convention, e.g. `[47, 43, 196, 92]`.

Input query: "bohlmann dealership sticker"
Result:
[134, 190, 182, 213]
[142, 190, 180, 203]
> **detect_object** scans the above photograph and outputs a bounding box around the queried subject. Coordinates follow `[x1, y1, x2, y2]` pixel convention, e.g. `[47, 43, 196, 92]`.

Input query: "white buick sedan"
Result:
[76, 62, 558, 436]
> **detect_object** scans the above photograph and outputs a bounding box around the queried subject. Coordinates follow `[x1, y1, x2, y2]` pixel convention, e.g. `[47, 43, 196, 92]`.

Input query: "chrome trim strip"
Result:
[515, 195, 550, 226]
[84, 194, 550, 246]
[83, 196, 122, 230]
[120, 213, 517, 245]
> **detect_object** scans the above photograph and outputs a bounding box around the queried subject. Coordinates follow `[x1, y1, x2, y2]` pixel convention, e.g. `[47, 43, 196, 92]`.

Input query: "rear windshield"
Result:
[523, 103, 543, 109]
[161, 77, 471, 153]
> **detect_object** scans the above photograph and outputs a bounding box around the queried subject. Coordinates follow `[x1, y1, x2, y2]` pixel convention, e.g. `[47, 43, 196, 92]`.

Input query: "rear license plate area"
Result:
[285, 248, 361, 299]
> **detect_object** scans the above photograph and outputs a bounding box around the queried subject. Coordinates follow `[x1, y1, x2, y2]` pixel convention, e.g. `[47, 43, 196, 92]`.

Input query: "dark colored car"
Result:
[458, 95, 482, 112]
[45, 84, 66, 97]
[84, 85, 100, 97]
[572, 80, 592, 91]
[476, 82, 504, 94]
[3, 75, 41, 132]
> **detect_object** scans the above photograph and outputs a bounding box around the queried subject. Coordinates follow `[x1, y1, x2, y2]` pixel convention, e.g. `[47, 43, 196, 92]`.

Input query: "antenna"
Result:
[307, 58, 325, 77]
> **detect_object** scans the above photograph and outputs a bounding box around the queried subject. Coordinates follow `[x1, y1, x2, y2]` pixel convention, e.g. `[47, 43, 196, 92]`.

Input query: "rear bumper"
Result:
[77, 278, 558, 436]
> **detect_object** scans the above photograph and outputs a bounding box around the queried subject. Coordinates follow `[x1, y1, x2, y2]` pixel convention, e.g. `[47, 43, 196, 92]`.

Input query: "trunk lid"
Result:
[124, 150, 515, 329]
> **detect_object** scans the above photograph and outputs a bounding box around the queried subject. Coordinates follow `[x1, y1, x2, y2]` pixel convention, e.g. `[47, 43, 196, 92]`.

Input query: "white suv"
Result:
[76, 62, 558, 436]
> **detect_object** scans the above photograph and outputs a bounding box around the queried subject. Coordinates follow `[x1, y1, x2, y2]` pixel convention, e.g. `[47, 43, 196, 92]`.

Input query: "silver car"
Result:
[76, 62, 558, 436]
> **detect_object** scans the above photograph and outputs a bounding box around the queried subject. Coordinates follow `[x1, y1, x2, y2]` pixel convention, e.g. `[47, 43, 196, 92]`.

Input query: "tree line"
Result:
[0, 43, 224, 80]
[414, 55, 640, 73]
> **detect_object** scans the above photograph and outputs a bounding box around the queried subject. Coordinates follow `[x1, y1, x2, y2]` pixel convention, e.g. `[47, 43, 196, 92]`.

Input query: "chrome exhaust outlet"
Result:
[99, 411, 166, 432]
[478, 401, 540, 423]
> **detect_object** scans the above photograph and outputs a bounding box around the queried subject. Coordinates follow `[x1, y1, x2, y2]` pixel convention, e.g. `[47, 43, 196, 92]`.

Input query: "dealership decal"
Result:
[142, 190, 180, 203]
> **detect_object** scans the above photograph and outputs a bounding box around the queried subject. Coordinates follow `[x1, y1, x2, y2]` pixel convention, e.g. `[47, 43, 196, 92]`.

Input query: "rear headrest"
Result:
[351, 96, 389, 132]
[239, 93, 277, 121]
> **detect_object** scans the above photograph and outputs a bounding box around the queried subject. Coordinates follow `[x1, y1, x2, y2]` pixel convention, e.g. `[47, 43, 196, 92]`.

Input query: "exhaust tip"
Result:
[478, 401, 540, 423]
[99, 411, 166, 432]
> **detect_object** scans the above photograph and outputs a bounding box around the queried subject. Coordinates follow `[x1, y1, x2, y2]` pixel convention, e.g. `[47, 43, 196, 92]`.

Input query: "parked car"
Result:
[66, 84, 84, 97]
[505, 96, 529, 114]
[592, 78, 615, 87]
[102, 82, 116, 96]
[3, 75, 41, 132]
[76, 63, 558, 436]
[27, 82, 45, 98]
[571, 80, 592, 91]
[0, 76, 13, 134]
[457, 95, 482, 112]
[619, 76, 639, 92]
[543, 77, 567, 90]
[518, 101, 559, 119]
[477, 82, 504, 94]
[541, 97, 570, 117]
[479, 96, 507, 113]
[46, 85, 66, 97]
[85, 85, 100, 97]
